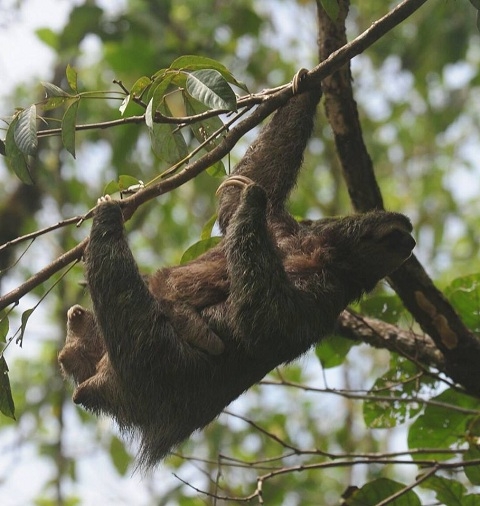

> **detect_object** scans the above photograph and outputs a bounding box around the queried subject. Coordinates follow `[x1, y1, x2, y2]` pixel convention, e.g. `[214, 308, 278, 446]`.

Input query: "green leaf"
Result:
[345, 478, 421, 506]
[42, 82, 71, 98]
[14, 105, 37, 156]
[103, 176, 143, 196]
[360, 294, 406, 324]
[130, 75, 152, 98]
[408, 388, 480, 459]
[186, 70, 237, 112]
[184, 93, 226, 151]
[170, 55, 248, 91]
[40, 96, 72, 111]
[109, 435, 131, 476]
[180, 237, 222, 263]
[363, 355, 428, 428]
[103, 180, 120, 195]
[315, 335, 355, 369]
[118, 95, 130, 115]
[146, 74, 175, 126]
[5, 116, 33, 184]
[206, 160, 226, 178]
[66, 64, 78, 93]
[422, 476, 471, 506]
[62, 100, 79, 158]
[320, 0, 340, 21]
[0, 312, 8, 343]
[445, 274, 480, 333]
[18, 308, 35, 348]
[35, 27, 58, 49]
[200, 214, 218, 240]
[148, 101, 188, 164]
[470, 0, 480, 10]
[0, 356, 15, 419]
[464, 445, 480, 485]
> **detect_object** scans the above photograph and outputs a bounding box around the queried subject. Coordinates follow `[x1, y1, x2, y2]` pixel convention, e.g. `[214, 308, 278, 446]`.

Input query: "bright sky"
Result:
[0, 0, 72, 97]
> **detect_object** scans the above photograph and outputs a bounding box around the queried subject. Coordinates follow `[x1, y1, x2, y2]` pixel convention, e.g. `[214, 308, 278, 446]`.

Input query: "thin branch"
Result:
[0, 216, 84, 253]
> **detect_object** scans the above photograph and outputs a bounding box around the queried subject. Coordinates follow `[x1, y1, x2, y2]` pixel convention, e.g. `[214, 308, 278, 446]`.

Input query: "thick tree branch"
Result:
[0, 0, 432, 312]
[317, 0, 480, 395]
[336, 310, 445, 371]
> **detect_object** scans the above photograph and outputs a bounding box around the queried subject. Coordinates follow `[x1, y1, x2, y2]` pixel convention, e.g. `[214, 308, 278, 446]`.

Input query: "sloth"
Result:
[59, 79, 415, 468]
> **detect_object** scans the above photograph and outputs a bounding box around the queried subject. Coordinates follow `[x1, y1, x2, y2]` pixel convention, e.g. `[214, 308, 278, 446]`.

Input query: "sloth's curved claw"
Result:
[216, 175, 255, 196]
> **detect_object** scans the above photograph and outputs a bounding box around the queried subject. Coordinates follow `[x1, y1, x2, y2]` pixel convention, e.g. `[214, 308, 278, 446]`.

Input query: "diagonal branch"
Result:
[317, 0, 480, 395]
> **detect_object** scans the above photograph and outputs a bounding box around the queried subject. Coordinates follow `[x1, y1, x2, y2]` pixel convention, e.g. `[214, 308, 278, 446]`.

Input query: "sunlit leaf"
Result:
[109, 435, 132, 476]
[130, 75, 152, 98]
[408, 388, 480, 460]
[40, 96, 72, 111]
[445, 274, 480, 333]
[14, 105, 37, 156]
[315, 334, 355, 369]
[186, 70, 237, 112]
[206, 160, 226, 177]
[35, 27, 58, 49]
[363, 356, 427, 428]
[62, 99, 79, 158]
[119, 94, 130, 115]
[66, 64, 78, 93]
[103, 180, 120, 195]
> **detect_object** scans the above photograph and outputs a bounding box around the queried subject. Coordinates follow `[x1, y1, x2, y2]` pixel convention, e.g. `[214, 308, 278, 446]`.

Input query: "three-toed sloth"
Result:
[59, 80, 415, 468]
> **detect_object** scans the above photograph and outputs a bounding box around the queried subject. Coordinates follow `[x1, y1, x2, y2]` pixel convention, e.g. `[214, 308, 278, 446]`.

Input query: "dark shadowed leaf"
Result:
[320, 0, 340, 20]
[181, 237, 222, 263]
[18, 308, 34, 348]
[345, 478, 421, 506]
[0, 357, 15, 419]
[62, 99, 79, 158]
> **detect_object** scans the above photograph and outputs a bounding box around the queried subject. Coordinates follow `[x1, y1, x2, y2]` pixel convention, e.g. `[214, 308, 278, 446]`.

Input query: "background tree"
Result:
[1, 0, 480, 504]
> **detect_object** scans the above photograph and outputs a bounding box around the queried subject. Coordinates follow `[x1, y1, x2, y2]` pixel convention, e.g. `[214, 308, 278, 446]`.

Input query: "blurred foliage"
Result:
[1, 0, 480, 505]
